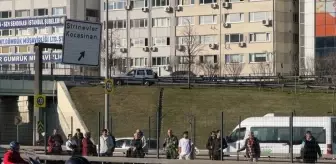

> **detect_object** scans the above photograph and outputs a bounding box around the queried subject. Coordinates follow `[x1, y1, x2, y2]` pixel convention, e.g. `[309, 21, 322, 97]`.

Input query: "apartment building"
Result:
[102, 0, 299, 77]
[0, 0, 100, 76]
[299, 0, 336, 76]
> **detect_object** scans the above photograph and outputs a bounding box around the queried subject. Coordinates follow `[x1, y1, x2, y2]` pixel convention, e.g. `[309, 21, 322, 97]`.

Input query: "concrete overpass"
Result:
[0, 80, 57, 96]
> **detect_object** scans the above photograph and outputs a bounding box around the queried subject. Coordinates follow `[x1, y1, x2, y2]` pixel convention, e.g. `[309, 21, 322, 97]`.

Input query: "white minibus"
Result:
[225, 113, 336, 158]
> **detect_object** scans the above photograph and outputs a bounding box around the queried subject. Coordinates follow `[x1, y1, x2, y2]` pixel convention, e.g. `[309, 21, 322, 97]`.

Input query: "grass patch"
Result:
[69, 86, 334, 148]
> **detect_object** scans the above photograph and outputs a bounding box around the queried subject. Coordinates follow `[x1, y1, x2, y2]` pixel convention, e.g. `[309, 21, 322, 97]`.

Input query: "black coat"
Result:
[301, 137, 321, 162]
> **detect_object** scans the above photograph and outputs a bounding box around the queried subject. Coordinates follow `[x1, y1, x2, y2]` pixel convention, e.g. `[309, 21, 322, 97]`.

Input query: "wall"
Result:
[56, 81, 92, 143]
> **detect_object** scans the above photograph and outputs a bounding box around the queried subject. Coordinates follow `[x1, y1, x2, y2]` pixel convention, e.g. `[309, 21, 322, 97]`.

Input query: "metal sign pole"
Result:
[104, 0, 110, 131]
[16, 125, 19, 142]
[33, 44, 43, 145]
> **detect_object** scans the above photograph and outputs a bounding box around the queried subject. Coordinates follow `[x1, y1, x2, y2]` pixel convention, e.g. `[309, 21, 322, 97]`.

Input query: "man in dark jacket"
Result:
[73, 129, 84, 155]
[212, 130, 228, 160]
[301, 131, 322, 163]
[206, 131, 216, 160]
[48, 129, 64, 154]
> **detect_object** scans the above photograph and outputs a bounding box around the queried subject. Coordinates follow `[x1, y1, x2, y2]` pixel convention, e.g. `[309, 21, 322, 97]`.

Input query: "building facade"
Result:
[299, 0, 336, 76]
[101, 0, 299, 77]
[0, 0, 100, 76]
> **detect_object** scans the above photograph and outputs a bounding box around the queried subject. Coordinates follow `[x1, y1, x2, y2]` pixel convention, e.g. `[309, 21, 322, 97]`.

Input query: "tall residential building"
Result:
[299, 0, 336, 76]
[0, 0, 100, 76]
[101, 0, 299, 77]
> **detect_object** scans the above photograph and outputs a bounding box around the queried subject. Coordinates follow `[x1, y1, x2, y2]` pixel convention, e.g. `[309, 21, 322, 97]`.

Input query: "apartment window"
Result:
[34, 27, 48, 34]
[153, 18, 170, 27]
[225, 13, 244, 23]
[199, 55, 218, 64]
[199, 0, 216, 4]
[177, 16, 194, 26]
[116, 39, 127, 48]
[225, 54, 244, 63]
[131, 0, 148, 8]
[133, 57, 148, 66]
[34, 8, 48, 16]
[131, 38, 147, 47]
[152, 57, 170, 66]
[19, 64, 29, 71]
[249, 53, 268, 62]
[293, 13, 299, 23]
[225, 33, 244, 43]
[0, 11, 12, 18]
[112, 20, 127, 29]
[249, 32, 271, 42]
[86, 9, 99, 17]
[152, 0, 169, 7]
[15, 28, 31, 36]
[15, 10, 30, 17]
[200, 15, 217, 25]
[293, 34, 299, 44]
[178, 0, 195, 5]
[177, 56, 189, 64]
[0, 46, 10, 53]
[0, 29, 13, 36]
[177, 36, 195, 45]
[109, 0, 127, 10]
[52, 26, 64, 34]
[15, 46, 30, 53]
[52, 7, 66, 15]
[228, 0, 244, 2]
[130, 19, 148, 28]
[249, 11, 271, 22]
[200, 35, 216, 44]
[153, 37, 170, 46]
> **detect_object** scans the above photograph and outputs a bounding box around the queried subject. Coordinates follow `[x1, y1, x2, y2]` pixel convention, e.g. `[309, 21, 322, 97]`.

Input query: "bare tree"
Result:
[251, 63, 272, 76]
[199, 61, 219, 77]
[178, 19, 204, 89]
[101, 28, 124, 76]
[223, 62, 244, 79]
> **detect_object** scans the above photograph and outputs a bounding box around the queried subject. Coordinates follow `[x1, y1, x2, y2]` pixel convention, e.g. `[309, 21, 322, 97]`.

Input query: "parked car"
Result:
[112, 68, 157, 86]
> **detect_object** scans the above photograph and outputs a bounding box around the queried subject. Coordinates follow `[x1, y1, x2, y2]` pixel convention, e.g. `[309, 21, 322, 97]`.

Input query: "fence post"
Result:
[290, 112, 294, 163]
[237, 116, 241, 161]
[148, 116, 151, 150]
[16, 125, 19, 143]
[193, 116, 196, 147]
[70, 116, 73, 136]
[156, 112, 160, 159]
[98, 112, 101, 157]
[44, 112, 47, 155]
[221, 111, 224, 161]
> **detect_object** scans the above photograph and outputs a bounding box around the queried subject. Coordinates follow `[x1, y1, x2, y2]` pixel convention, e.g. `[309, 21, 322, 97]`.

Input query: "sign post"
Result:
[14, 116, 22, 142]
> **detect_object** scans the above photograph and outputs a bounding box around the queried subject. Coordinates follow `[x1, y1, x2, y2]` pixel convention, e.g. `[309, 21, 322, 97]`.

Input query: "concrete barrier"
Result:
[33, 154, 302, 164]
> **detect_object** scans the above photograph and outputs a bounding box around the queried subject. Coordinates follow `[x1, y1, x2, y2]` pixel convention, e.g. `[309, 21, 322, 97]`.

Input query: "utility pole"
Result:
[104, 0, 110, 130]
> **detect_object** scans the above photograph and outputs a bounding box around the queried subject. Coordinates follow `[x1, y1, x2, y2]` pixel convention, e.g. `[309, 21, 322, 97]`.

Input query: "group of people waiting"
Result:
[206, 130, 228, 160]
[47, 128, 116, 157]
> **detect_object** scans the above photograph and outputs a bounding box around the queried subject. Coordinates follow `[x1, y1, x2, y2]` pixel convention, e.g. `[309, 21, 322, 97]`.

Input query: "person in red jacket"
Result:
[82, 132, 95, 156]
[3, 141, 28, 164]
[48, 128, 64, 154]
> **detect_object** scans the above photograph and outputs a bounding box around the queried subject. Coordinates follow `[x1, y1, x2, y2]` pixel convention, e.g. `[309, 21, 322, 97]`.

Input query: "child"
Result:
[65, 134, 77, 155]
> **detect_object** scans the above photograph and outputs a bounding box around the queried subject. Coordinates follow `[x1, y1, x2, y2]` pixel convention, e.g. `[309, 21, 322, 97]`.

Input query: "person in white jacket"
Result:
[99, 129, 114, 156]
[65, 134, 77, 155]
[136, 129, 147, 153]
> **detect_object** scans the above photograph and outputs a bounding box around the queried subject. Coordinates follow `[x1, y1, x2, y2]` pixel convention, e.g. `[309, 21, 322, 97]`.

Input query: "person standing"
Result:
[99, 129, 114, 156]
[3, 141, 29, 164]
[301, 131, 322, 163]
[66, 134, 77, 155]
[163, 129, 178, 159]
[237, 131, 260, 163]
[82, 132, 95, 156]
[131, 132, 145, 158]
[178, 131, 193, 160]
[107, 131, 116, 156]
[135, 129, 147, 153]
[47, 129, 63, 155]
[206, 131, 216, 160]
[73, 129, 84, 155]
[212, 130, 228, 160]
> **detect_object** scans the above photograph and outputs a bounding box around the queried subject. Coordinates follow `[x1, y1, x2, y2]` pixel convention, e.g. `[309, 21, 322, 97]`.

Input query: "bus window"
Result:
[251, 127, 289, 143]
[293, 127, 326, 144]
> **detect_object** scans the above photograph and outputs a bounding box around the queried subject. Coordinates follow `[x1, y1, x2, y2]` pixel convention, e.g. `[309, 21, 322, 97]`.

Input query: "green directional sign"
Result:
[37, 121, 44, 133]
